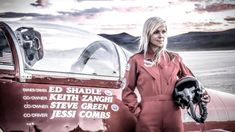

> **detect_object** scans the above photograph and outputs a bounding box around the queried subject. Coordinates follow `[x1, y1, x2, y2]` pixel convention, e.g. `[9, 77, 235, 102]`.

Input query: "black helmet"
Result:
[15, 27, 44, 66]
[173, 76, 208, 123]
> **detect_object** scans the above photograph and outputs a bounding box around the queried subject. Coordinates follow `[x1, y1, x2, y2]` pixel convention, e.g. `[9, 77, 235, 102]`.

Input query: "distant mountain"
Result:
[99, 32, 140, 52]
[168, 28, 235, 51]
[99, 28, 235, 52]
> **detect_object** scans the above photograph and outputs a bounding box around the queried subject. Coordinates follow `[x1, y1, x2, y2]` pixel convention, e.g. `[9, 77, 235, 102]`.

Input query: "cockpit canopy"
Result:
[6, 22, 128, 79]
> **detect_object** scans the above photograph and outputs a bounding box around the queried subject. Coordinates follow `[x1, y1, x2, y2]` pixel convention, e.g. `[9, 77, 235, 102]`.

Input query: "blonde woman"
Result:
[122, 17, 194, 132]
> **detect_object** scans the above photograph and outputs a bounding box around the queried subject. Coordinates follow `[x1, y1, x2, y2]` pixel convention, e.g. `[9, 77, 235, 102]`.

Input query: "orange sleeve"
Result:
[122, 57, 140, 115]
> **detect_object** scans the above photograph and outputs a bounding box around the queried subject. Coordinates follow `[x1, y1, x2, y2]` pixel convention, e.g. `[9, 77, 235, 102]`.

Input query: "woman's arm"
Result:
[122, 57, 141, 117]
[177, 55, 194, 78]
[177, 54, 210, 103]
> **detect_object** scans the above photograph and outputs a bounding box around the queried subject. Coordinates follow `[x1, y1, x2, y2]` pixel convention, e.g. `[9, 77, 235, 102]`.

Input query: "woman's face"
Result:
[149, 24, 167, 51]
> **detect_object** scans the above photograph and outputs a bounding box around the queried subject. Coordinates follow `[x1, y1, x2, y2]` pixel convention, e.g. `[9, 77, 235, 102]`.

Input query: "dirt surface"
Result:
[179, 50, 235, 94]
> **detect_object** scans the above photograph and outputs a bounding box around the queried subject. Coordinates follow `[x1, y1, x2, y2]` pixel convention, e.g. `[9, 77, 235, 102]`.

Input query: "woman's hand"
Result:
[201, 90, 210, 103]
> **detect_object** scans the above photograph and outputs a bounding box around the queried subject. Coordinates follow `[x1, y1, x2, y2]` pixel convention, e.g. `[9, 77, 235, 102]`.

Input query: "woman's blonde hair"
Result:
[139, 17, 167, 65]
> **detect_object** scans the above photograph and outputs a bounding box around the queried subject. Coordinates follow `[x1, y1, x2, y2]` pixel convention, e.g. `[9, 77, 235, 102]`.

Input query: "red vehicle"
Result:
[0, 21, 235, 132]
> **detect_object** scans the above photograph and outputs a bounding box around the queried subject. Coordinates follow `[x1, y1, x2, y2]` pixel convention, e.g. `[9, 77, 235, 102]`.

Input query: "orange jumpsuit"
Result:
[122, 49, 193, 132]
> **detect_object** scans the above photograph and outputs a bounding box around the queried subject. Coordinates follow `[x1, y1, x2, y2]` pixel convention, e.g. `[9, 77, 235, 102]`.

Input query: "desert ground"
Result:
[179, 50, 235, 94]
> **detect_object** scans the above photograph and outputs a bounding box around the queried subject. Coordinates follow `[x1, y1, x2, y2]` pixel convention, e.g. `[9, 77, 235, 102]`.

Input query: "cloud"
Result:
[0, 12, 63, 22]
[195, 3, 235, 12]
[77, 0, 113, 2]
[183, 21, 222, 28]
[111, 5, 163, 13]
[112, 7, 144, 12]
[0, 12, 51, 18]
[1, 0, 234, 35]
[224, 16, 235, 21]
[184, 0, 204, 1]
[58, 7, 110, 17]
[0, 7, 110, 21]
[30, 0, 49, 7]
